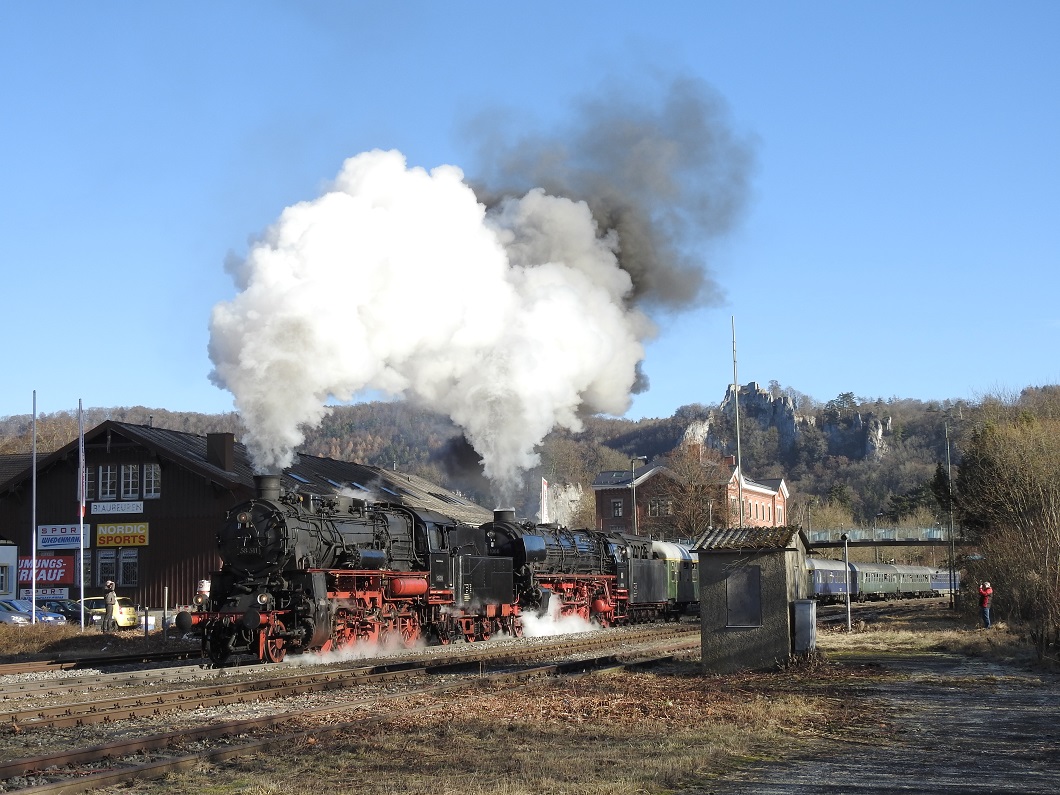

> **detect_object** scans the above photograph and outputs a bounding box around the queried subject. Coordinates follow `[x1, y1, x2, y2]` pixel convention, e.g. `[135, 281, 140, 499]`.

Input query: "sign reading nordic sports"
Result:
[96, 523, 149, 547]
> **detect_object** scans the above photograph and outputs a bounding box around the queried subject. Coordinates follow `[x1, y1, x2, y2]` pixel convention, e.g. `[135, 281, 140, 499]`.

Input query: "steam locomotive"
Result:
[176, 475, 699, 664]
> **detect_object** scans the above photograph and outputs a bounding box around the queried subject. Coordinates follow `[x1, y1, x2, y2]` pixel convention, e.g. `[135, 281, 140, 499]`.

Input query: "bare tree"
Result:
[958, 412, 1060, 658]
[648, 442, 729, 539]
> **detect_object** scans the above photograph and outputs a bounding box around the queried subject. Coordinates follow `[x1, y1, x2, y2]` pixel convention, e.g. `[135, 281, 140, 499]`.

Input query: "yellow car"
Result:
[79, 596, 140, 628]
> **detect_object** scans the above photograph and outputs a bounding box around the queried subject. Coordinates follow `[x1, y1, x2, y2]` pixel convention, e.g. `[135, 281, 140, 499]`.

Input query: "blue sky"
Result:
[3, 1, 1058, 424]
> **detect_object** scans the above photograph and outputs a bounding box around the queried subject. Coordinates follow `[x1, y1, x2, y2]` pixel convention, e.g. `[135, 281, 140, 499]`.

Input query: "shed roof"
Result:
[693, 525, 807, 553]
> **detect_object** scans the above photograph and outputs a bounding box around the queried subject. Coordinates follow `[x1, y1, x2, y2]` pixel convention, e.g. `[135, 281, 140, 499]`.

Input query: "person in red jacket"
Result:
[978, 581, 993, 629]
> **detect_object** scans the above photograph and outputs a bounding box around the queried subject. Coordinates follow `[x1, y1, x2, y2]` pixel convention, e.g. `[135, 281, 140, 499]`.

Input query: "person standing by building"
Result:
[102, 580, 117, 633]
[978, 581, 993, 629]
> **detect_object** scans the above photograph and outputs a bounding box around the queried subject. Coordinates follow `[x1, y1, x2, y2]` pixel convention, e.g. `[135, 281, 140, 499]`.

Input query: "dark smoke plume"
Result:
[466, 74, 755, 311]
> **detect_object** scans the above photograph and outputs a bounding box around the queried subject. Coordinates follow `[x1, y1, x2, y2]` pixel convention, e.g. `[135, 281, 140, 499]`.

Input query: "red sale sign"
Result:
[18, 556, 75, 585]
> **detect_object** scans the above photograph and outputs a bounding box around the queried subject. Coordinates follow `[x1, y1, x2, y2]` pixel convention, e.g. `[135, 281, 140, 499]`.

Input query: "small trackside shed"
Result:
[694, 526, 810, 673]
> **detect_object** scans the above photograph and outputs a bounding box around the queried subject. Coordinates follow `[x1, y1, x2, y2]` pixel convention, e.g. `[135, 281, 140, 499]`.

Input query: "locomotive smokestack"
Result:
[494, 508, 517, 523]
[255, 474, 281, 501]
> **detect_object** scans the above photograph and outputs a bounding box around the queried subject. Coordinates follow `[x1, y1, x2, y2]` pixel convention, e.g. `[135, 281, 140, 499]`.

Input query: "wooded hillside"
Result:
[4, 384, 1058, 533]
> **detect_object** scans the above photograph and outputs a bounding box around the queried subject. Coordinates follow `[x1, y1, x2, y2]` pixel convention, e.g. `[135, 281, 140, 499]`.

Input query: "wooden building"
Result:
[0, 421, 491, 611]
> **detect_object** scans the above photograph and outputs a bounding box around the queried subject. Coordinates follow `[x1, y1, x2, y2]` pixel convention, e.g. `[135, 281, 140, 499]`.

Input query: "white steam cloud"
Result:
[209, 150, 652, 497]
[209, 77, 753, 501]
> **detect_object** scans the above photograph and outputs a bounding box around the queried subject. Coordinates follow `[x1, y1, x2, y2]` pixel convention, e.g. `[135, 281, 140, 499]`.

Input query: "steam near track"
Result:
[208, 76, 753, 503]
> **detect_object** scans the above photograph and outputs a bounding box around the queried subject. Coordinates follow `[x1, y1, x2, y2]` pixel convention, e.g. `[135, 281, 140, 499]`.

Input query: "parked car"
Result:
[40, 598, 100, 625]
[79, 595, 139, 628]
[0, 610, 31, 626]
[0, 599, 67, 625]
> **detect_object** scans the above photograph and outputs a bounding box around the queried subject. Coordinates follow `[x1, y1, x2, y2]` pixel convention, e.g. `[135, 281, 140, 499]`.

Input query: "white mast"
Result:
[731, 318, 744, 529]
[31, 392, 37, 621]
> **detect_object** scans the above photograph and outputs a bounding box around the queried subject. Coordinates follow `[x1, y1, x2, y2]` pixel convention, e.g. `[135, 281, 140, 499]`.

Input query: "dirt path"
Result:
[700, 648, 1060, 794]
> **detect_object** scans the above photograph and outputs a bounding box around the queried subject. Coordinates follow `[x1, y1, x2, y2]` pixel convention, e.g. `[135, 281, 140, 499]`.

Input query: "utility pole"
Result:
[842, 533, 852, 632]
[946, 422, 956, 610]
[732, 317, 744, 528]
[630, 455, 647, 536]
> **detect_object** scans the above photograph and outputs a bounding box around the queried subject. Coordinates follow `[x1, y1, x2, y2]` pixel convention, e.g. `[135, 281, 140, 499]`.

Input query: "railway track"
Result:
[0, 647, 205, 678]
[0, 624, 699, 793]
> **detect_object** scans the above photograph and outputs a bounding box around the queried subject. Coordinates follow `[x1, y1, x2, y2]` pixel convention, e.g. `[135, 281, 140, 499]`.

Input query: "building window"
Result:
[611, 500, 623, 518]
[119, 549, 139, 586]
[98, 465, 118, 500]
[121, 464, 140, 499]
[86, 467, 96, 501]
[0, 565, 8, 593]
[97, 550, 117, 585]
[648, 498, 674, 517]
[144, 463, 161, 499]
[97, 549, 138, 587]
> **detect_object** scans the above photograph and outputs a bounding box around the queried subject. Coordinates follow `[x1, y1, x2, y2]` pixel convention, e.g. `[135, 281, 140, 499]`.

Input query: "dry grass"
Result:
[123, 666, 854, 795]
[18, 602, 1044, 795]
[817, 607, 1038, 668]
[0, 624, 192, 661]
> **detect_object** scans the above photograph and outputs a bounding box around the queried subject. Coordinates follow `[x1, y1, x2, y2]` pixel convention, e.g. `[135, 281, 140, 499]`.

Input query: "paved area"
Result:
[696, 650, 1059, 794]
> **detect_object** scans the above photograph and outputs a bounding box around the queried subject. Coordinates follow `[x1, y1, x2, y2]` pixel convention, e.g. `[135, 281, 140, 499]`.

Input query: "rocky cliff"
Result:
[683, 381, 890, 462]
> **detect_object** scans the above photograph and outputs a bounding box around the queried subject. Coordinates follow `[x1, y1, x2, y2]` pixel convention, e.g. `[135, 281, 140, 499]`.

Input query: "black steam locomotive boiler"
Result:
[177, 475, 697, 664]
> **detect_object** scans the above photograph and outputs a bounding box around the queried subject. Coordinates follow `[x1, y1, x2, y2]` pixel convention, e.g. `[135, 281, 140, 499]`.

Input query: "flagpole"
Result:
[31, 392, 37, 623]
[78, 400, 86, 631]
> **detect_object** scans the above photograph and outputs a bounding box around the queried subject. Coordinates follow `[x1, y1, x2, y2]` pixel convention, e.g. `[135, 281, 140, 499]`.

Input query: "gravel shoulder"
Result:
[698, 642, 1060, 794]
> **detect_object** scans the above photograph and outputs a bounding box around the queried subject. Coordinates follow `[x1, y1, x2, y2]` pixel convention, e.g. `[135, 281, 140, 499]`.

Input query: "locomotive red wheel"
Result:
[263, 621, 287, 663]
[476, 619, 493, 641]
[397, 613, 420, 647]
[509, 619, 524, 638]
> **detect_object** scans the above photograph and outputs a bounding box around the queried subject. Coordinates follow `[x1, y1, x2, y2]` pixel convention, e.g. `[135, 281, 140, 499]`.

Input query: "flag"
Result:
[540, 478, 550, 524]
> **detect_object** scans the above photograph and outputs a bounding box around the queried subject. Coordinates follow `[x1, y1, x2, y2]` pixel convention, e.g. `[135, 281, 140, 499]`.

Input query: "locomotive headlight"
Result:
[256, 592, 271, 607]
[236, 511, 252, 525]
[193, 593, 207, 606]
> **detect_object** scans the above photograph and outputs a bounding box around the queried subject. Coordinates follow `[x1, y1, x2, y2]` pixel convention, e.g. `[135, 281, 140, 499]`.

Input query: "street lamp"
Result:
[841, 533, 852, 632]
[630, 456, 647, 536]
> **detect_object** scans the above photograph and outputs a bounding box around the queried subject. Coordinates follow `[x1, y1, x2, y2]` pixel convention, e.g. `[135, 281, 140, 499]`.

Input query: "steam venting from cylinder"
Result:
[208, 74, 753, 504]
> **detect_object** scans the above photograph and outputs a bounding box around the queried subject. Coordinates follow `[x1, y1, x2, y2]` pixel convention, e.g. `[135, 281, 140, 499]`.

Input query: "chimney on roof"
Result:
[207, 432, 235, 471]
[724, 455, 737, 467]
